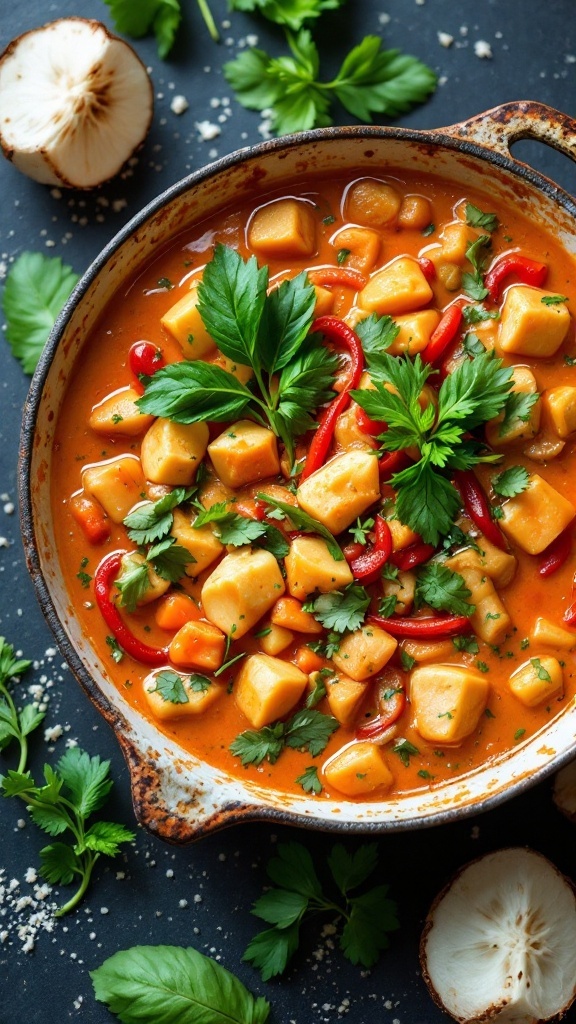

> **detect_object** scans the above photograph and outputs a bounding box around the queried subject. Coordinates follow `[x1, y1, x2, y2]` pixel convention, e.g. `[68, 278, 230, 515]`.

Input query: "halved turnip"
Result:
[421, 847, 576, 1024]
[0, 18, 153, 188]
[553, 759, 576, 822]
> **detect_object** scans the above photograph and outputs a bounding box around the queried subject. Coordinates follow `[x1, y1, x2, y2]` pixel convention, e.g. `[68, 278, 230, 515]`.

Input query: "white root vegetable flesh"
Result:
[421, 848, 576, 1024]
[0, 18, 153, 188]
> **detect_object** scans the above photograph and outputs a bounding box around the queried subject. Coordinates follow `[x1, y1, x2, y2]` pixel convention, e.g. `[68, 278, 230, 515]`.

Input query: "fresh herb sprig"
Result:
[0, 637, 36, 774]
[231, 708, 338, 766]
[3, 253, 79, 374]
[139, 245, 338, 466]
[1, 747, 134, 916]
[257, 492, 343, 559]
[229, 0, 345, 31]
[307, 584, 370, 633]
[415, 563, 474, 617]
[224, 30, 436, 135]
[103, 0, 219, 49]
[352, 350, 514, 544]
[244, 841, 399, 979]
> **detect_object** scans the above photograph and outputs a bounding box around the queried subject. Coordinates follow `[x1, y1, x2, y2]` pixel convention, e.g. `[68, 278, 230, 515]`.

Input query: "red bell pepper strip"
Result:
[378, 450, 411, 481]
[453, 470, 507, 550]
[129, 341, 165, 382]
[94, 551, 169, 667]
[484, 254, 547, 303]
[423, 304, 463, 364]
[367, 613, 471, 638]
[390, 541, 436, 572]
[308, 267, 367, 290]
[539, 527, 572, 578]
[356, 687, 406, 741]
[350, 516, 393, 582]
[343, 541, 365, 564]
[356, 406, 387, 436]
[418, 257, 436, 282]
[301, 317, 365, 479]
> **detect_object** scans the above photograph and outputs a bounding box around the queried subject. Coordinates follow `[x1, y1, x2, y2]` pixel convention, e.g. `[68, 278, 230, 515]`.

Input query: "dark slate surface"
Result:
[0, 1, 575, 1021]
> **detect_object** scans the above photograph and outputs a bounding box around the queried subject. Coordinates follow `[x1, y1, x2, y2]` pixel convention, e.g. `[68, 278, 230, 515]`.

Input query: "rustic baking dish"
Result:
[20, 101, 576, 842]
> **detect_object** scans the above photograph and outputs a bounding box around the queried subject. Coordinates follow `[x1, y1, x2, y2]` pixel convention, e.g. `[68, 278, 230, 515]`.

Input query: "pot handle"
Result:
[442, 100, 576, 169]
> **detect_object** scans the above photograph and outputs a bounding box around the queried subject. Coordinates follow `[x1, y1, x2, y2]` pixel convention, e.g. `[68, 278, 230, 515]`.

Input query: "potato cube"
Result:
[160, 282, 218, 357]
[401, 639, 455, 664]
[118, 551, 170, 605]
[509, 656, 563, 707]
[543, 386, 576, 439]
[248, 198, 316, 259]
[83, 456, 145, 523]
[284, 536, 353, 600]
[387, 310, 441, 356]
[331, 226, 381, 272]
[500, 473, 575, 554]
[410, 664, 489, 743]
[437, 222, 482, 265]
[208, 420, 280, 489]
[332, 625, 397, 681]
[141, 419, 209, 486]
[345, 179, 401, 228]
[388, 515, 420, 552]
[89, 387, 154, 437]
[398, 194, 432, 231]
[259, 623, 294, 656]
[270, 596, 323, 634]
[144, 672, 225, 721]
[446, 526, 517, 589]
[234, 653, 308, 728]
[381, 569, 416, 616]
[323, 671, 367, 727]
[208, 351, 254, 385]
[314, 285, 335, 317]
[334, 405, 375, 450]
[324, 741, 393, 796]
[485, 365, 541, 446]
[453, 566, 511, 644]
[358, 258, 433, 315]
[297, 449, 380, 534]
[170, 508, 224, 577]
[201, 548, 285, 638]
[496, 286, 570, 358]
[169, 619, 226, 671]
[532, 617, 576, 651]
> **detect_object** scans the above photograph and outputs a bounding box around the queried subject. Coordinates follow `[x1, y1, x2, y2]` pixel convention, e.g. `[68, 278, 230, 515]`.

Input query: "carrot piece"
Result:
[295, 647, 326, 674]
[69, 493, 110, 545]
[169, 619, 226, 671]
[155, 592, 201, 632]
[271, 596, 323, 634]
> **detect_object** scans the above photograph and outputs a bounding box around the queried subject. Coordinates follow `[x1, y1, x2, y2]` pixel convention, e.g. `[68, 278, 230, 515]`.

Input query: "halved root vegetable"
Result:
[421, 848, 576, 1024]
[553, 759, 576, 821]
[0, 18, 153, 188]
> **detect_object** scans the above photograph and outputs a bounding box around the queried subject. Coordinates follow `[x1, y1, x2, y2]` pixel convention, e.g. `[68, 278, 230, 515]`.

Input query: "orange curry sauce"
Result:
[51, 171, 576, 800]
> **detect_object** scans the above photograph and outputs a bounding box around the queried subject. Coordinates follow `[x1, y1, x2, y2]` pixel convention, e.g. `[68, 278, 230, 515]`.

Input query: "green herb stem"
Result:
[197, 0, 220, 42]
[55, 853, 99, 918]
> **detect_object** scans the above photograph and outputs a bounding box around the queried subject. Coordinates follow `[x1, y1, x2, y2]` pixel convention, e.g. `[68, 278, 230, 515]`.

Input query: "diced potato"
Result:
[201, 547, 285, 638]
[381, 569, 416, 616]
[284, 536, 353, 600]
[169, 619, 226, 671]
[259, 622, 294, 656]
[155, 592, 201, 631]
[345, 178, 401, 228]
[208, 420, 280, 489]
[208, 351, 254, 385]
[332, 625, 397, 681]
[436, 222, 482, 265]
[543, 386, 576, 439]
[160, 282, 218, 357]
[454, 566, 512, 644]
[509, 656, 563, 707]
[410, 664, 489, 743]
[141, 419, 209, 486]
[334, 405, 375, 450]
[401, 639, 455, 664]
[358, 257, 433, 315]
[436, 261, 462, 292]
[387, 310, 441, 356]
[331, 226, 381, 272]
[532, 617, 576, 651]
[144, 672, 224, 721]
[118, 551, 170, 605]
[89, 387, 154, 437]
[445, 533, 517, 590]
[248, 199, 316, 259]
[83, 456, 145, 523]
[496, 286, 570, 358]
[485, 365, 541, 446]
[324, 741, 393, 796]
[387, 515, 420, 552]
[234, 653, 308, 728]
[500, 473, 575, 554]
[297, 449, 380, 534]
[271, 596, 323, 634]
[314, 285, 335, 317]
[398, 194, 432, 231]
[199, 476, 234, 509]
[322, 671, 368, 727]
[170, 508, 224, 577]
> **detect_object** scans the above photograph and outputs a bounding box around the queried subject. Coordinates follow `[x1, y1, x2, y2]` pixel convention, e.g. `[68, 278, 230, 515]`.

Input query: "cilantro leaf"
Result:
[3, 252, 79, 373]
[355, 313, 400, 362]
[328, 842, 379, 893]
[267, 842, 323, 899]
[230, 722, 286, 766]
[84, 820, 136, 856]
[251, 888, 309, 928]
[415, 563, 474, 617]
[285, 708, 339, 756]
[114, 556, 150, 612]
[147, 539, 195, 581]
[256, 523, 290, 559]
[123, 488, 189, 545]
[392, 738, 420, 766]
[542, 294, 568, 306]
[102, 0, 182, 57]
[340, 885, 399, 967]
[462, 305, 499, 325]
[137, 361, 255, 424]
[453, 635, 480, 654]
[56, 747, 113, 817]
[465, 203, 499, 232]
[310, 585, 371, 633]
[229, 0, 345, 31]
[333, 36, 437, 122]
[492, 465, 530, 498]
[193, 502, 267, 547]
[499, 391, 539, 437]
[243, 922, 301, 981]
[295, 764, 323, 794]
[531, 657, 552, 682]
[151, 670, 189, 705]
[257, 493, 343, 560]
[350, 516, 374, 545]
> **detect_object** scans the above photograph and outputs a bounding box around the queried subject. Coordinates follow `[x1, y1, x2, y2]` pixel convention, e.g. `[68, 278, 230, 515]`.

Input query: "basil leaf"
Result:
[197, 242, 268, 367]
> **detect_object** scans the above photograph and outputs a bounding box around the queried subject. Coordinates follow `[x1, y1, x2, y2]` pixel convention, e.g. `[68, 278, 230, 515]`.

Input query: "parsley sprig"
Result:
[0, 636, 36, 774]
[230, 708, 338, 766]
[244, 841, 399, 979]
[415, 563, 474, 617]
[352, 350, 514, 544]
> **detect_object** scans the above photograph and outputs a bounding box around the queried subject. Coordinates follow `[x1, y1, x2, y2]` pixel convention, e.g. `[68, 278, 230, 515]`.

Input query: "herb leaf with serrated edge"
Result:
[193, 501, 268, 546]
[3, 252, 79, 374]
[295, 765, 323, 794]
[151, 670, 189, 705]
[309, 585, 370, 633]
[229, 0, 345, 31]
[148, 538, 195, 581]
[0, 637, 35, 772]
[499, 391, 539, 438]
[137, 360, 256, 424]
[91, 945, 271, 1024]
[415, 563, 474, 617]
[355, 313, 400, 361]
[465, 203, 499, 233]
[492, 465, 530, 498]
[231, 708, 338, 766]
[103, 0, 182, 57]
[123, 487, 190, 545]
[257, 492, 343, 560]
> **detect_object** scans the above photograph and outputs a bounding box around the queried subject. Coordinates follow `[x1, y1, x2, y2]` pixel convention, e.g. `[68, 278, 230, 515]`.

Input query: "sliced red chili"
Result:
[391, 541, 436, 572]
[94, 551, 169, 667]
[539, 527, 572, 578]
[343, 541, 365, 564]
[454, 470, 507, 550]
[418, 257, 436, 282]
[423, 304, 463, 364]
[484, 254, 547, 303]
[356, 688, 406, 741]
[129, 341, 166, 383]
[356, 406, 387, 436]
[350, 516, 393, 583]
[367, 613, 471, 638]
[378, 450, 411, 481]
[563, 573, 576, 626]
[308, 267, 367, 291]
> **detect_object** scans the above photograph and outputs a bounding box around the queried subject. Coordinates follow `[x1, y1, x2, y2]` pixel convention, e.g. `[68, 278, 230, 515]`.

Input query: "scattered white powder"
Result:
[170, 94, 189, 115]
[195, 120, 221, 141]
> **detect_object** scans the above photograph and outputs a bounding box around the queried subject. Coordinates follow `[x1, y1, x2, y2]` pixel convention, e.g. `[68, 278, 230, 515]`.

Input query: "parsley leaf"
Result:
[340, 885, 399, 967]
[453, 635, 480, 654]
[350, 516, 375, 546]
[355, 314, 400, 362]
[148, 538, 194, 582]
[392, 738, 419, 766]
[114, 555, 150, 612]
[499, 391, 539, 437]
[463, 333, 486, 357]
[138, 360, 255, 424]
[151, 670, 189, 704]
[531, 657, 552, 682]
[541, 294, 568, 306]
[415, 563, 474, 617]
[230, 709, 338, 766]
[295, 764, 323, 794]
[465, 203, 499, 233]
[0, 637, 36, 769]
[198, 243, 269, 368]
[309, 585, 371, 633]
[123, 488, 190, 545]
[492, 465, 530, 498]
[193, 502, 267, 546]
[257, 493, 343, 560]
[285, 708, 339, 755]
[230, 722, 286, 766]
[103, 0, 183, 56]
[276, 339, 339, 435]
[229, 0, 345, 31]
[3, 253, 79, 373]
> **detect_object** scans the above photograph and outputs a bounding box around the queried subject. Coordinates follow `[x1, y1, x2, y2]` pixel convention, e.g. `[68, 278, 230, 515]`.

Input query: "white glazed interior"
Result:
[25, 128, 576, 839]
